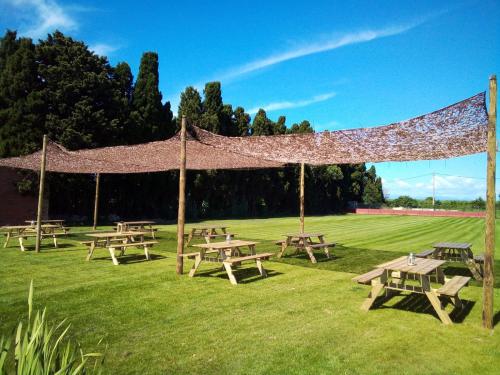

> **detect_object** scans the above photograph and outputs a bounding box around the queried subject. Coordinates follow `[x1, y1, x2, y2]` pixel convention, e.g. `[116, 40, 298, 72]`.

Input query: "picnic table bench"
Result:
[353, 256, 470, 324]
[276, 233, 335, 263]
[416, 242, 483, 281]
[186, 240, 273, 284]
[84, 231, 156, 265]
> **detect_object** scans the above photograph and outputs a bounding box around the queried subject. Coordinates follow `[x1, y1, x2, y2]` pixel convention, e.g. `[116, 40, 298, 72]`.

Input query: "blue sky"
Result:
[0, 0, 499, 199]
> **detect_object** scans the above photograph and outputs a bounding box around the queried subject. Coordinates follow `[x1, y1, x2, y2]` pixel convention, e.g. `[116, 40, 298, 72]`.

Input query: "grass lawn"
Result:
[1, 214, 499, 374]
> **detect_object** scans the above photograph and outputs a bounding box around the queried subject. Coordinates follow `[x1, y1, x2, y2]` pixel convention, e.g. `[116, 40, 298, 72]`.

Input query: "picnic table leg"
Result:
[361, 281, 385, 311]
[52, 234, 58, 248]
[278, 240, 288, 258]
[223, 262, 238, 285]
[144, 245, 151, 260]
[3, 231, 11, 248]
[425, 290, 453, 325]
[422, 276, 452, 324]
[86, 242, 96, 261]
[188, 253, 203, 277]
[18, 237, 26, 252]
[108, 247, 120, 266]
[255, 259, 267, 278]
[460, 249, 483, 281]
[186, 229, 194, 246]
[304, 245, 317, 264]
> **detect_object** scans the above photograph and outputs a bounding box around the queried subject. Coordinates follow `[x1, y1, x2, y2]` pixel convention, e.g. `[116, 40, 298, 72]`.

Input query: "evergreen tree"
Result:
[131, 52, 172, 141]
[233, 106, 250, 136]
[288, 120, 313, 134]
[178, 86, 202, 127]
[251, 109, 274, 135]
[36, 31, 124, 149]
[274, 116, 286, 134]
[114, 62, 133, 103]
[200, 81, 223, 133]
[0, 31, 44, 157]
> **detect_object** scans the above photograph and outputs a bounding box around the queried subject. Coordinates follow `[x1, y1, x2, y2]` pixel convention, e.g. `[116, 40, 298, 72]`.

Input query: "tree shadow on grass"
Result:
[493, 311, 500, 327]
[375, 293, 475, 324]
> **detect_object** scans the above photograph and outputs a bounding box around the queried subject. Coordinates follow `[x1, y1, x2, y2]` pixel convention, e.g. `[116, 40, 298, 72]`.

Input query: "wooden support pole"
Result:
[92, 173, 100, 230]
[176, 116, 187, 275]
[483, 74, 497, 329]
[35, 135, 48, 253]
[300, 162, 305, 233]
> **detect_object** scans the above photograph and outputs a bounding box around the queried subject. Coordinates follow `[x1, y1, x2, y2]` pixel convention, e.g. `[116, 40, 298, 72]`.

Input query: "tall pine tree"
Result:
[131, 52, 173, 141]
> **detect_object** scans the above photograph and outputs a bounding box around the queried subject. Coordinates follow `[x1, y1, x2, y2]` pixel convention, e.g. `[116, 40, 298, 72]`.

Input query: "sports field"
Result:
[1, 214, 499, 374]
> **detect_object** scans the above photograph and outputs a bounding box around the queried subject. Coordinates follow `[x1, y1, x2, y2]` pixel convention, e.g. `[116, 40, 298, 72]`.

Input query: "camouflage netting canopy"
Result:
[192, 93, 488, 164]
[0, 92, 488, 173]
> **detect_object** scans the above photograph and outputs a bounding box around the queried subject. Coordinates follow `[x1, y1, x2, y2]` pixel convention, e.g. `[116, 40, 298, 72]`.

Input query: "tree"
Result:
[131, 52, 173, 141]
[0, 31, 44, 157]
[251, 109, 274, 135]
[178, 86, 202, 127]
[233, 106, 250, 136]
[288, 120, 313, 134]
[200, 81, 223, 133]
[36, 31, 124, 149]
[274, 116, 286, 134]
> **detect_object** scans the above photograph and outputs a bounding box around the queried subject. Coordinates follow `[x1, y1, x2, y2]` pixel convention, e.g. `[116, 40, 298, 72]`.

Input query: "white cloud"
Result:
[218, 20, 425, 83]
[247, 92, 336, 115]
[7, 0, 78, 39]
[383, 174, 486, 200]
[89, 43, 119, 57]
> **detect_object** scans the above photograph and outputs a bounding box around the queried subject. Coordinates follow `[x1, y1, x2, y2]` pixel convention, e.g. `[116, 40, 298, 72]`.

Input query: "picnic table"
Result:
[353, 256, 470, 325]
[276, 233, 335, 263]
[417, 242, 483, 281]
[185, 240, 273, 285]
[185, 225, 234, 246]
[83, 231, 157, 265]
[25, 219, 65, 228]
[1, 224, 68, 250]
[115, 221, 158, 238]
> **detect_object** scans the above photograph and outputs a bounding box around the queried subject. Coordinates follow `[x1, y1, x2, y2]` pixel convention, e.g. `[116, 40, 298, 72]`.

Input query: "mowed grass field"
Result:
[1, 214, 499, 374]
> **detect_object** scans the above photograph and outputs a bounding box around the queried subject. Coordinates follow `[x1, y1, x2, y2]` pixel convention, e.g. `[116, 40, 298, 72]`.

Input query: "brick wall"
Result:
[0, 167, 48, 225]
[354, 208, 485, 218]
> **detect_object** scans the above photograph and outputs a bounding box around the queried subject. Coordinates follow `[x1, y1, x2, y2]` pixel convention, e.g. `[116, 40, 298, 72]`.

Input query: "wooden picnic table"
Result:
[430, 242, 483, 280]
[25, 219, 65, 227]
[1, 224, 65, 250]
[185, 225, 231, 246]
[187, 240, 272, 284]
[84, 231, 155, 265]
[354, 256, 470, 325]
[115, 221, 157, 238]
[277, 232, 335, 263]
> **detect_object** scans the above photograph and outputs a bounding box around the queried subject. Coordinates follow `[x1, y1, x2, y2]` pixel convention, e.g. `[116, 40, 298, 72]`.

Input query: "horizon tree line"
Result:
[0, 30, 384, 221]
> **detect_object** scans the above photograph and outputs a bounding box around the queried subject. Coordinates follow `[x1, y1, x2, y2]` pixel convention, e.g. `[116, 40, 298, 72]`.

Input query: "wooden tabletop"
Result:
[25, 219, 64, 224]
[115, 221, 156, 225]
[376, 256, 446, 275]
[433, 242, 472, 249]
[284, 233, 324, 238]
[85, 231, 149, 238]
[193, 240, 257, 249]
[189, 225, 227, 230]
[1, 224, 60, 230]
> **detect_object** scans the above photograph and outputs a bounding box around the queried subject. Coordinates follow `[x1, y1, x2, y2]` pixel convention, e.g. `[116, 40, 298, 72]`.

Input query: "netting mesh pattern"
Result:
[0, 92, 488, 174]
[193, 93, 488, 164]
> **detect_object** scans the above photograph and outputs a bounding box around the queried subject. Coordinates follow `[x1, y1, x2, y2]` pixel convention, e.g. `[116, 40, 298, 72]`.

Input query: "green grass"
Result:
[1, 214, 499, 374]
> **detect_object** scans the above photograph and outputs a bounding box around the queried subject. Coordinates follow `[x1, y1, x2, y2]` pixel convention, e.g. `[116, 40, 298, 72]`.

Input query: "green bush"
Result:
[0, 281, 104, 374]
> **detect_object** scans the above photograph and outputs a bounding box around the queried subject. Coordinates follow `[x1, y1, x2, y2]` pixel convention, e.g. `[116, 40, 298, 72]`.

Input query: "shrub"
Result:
[0, 281, 104, 374]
